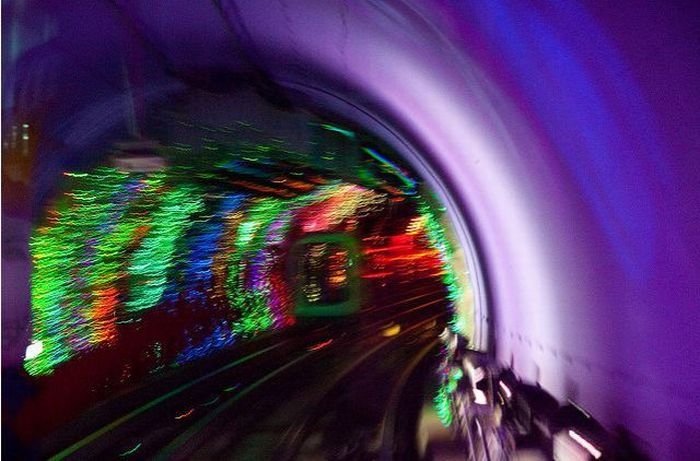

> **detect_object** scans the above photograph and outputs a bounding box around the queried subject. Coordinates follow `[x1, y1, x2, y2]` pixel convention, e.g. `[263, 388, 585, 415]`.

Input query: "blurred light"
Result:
[362, 147, 417, 193]
[112, 155, 167, 173]
[174, 408, 195, 420]
[499, 380, 512, 399]
[568, 399, 592, 418]
[24, 340, 43, 360]
[24, 136, 464, 386]
[118, 442, 142, 457]
[382, 324, 401, 337]
[321, 124, 356, 139]
[473, 388, 488, 405]
[200, 396, 220, 407]
[568, 430, 602, 459]
[434, 381, 453, 426]
[307, 339, 334, 351]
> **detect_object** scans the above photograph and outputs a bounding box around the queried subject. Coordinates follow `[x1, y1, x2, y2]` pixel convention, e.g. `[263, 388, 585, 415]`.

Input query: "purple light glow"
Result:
[3, 1, 700, 458]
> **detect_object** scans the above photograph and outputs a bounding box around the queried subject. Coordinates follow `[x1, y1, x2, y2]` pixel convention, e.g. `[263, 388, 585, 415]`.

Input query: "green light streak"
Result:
[434, 382, 453, 427]
[228, 198, 287, 335]
[434, 364, 463, 428]
[26, 136, 441, 380]
[362, 147, 417, 193]
[118, 442, 142, 457]
[320, 123, 356, 139]
[26, 168, 132, 374]
[126, 183, 204, 312]
[416, 197, 463, 332]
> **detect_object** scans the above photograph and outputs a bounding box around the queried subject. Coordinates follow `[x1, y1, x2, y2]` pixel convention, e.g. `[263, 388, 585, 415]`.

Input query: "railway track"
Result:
[42, 281, 448, 460]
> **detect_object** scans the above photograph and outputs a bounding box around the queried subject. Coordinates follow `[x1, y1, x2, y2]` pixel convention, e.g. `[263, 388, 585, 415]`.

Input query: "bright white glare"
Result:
[473, 389, 488, 405]
[568, 430, 602, 459]
[25, 340, 43, 360]
[499, 380, 512, 399]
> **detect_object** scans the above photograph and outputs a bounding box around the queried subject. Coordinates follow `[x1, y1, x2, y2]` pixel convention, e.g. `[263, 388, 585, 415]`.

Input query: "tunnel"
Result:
[3, 1, 700, 460]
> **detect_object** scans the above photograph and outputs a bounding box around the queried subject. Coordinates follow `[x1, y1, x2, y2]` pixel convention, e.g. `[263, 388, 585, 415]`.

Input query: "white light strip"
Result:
[498, 380, 512, 399]
[568, 430, 602, 459]
[473, 389, 488, 405]
[24, 340, 43, 360]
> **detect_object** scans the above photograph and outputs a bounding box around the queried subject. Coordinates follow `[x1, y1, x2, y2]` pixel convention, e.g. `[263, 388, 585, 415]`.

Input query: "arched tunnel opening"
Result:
[4, 1, 700, 460]
[19, 86, 476, 427]
[7, 83, 485, 459]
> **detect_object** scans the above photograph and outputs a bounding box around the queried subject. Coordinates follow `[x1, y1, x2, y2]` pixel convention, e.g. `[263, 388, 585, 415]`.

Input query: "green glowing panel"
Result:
[291, 233, 361, 317]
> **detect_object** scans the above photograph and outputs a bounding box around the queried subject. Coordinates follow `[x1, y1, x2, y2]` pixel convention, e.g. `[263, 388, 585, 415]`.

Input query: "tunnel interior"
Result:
[17, 86, 475, 439]
[4, 1, 700, 460]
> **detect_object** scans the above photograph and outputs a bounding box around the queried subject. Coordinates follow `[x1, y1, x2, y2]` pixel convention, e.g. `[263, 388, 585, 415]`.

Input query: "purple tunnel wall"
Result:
[3, 1, 700, 458]
[149, 2, 700, 457]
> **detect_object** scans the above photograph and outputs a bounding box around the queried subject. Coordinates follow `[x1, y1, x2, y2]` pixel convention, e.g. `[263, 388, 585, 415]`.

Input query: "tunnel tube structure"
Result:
[3, 1, 700, 459]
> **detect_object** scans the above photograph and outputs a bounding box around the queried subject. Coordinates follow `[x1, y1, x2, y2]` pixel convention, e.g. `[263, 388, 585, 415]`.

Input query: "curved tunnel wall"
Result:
[218, 3, 699, 457]
[4, 1, 700, 458]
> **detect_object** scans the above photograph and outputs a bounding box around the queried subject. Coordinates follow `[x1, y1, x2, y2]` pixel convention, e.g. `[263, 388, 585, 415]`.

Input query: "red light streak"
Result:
[174, 408, 195, 420]
[307, 339, 334, 351]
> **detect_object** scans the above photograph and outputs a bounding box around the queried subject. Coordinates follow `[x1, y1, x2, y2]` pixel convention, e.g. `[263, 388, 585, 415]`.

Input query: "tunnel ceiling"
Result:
[5, 2, 700, 459]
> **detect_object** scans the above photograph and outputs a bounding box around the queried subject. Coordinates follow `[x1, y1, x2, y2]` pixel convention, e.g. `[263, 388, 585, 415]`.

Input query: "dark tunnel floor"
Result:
[20, 277, 448, 460]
